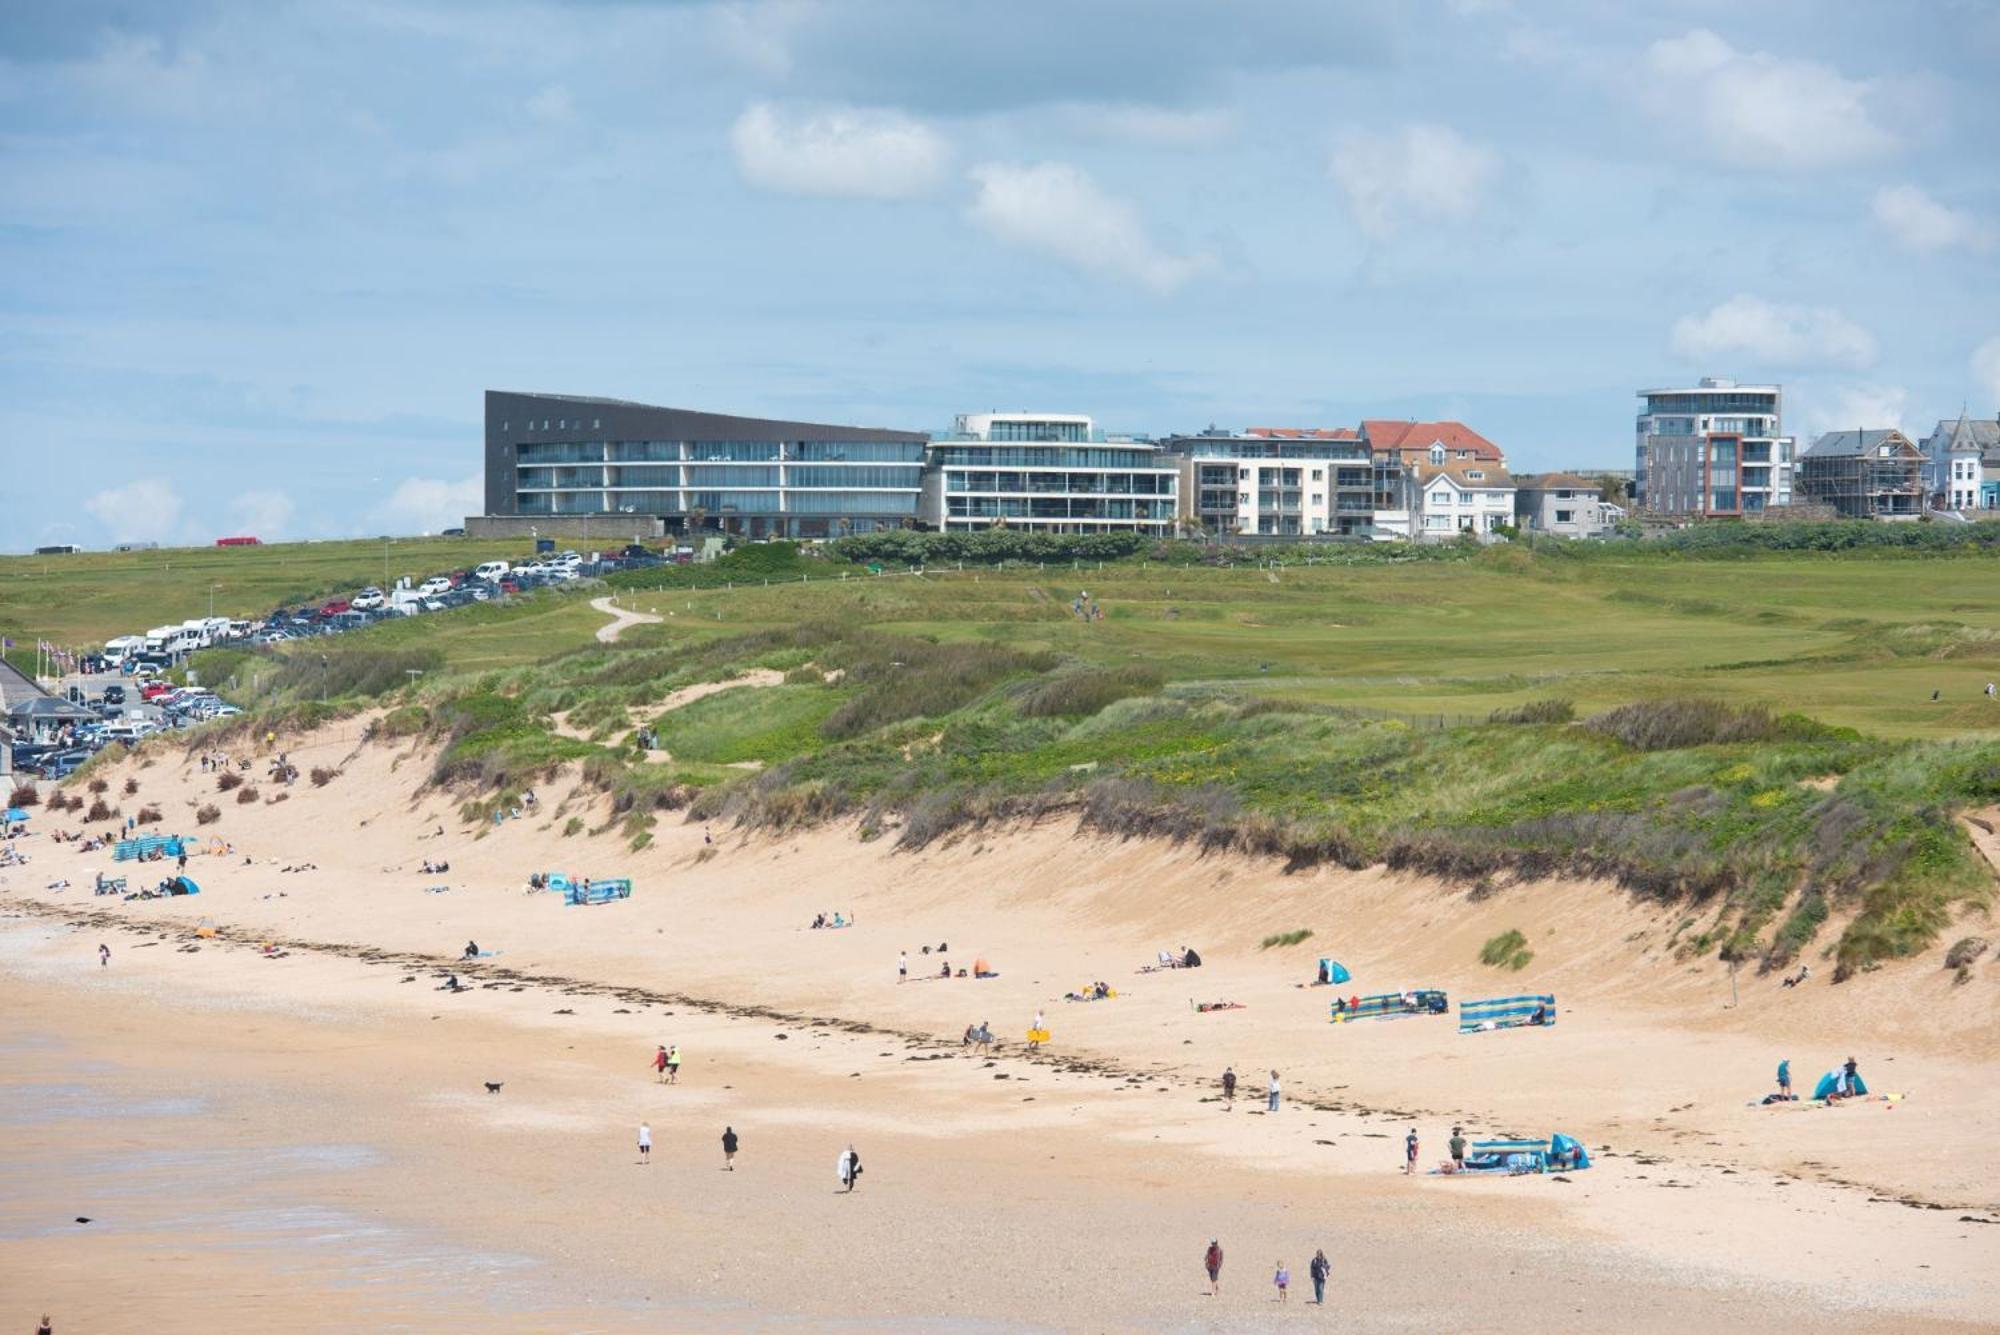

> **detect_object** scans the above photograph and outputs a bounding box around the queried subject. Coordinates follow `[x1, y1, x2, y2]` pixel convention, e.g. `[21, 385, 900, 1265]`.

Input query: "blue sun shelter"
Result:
[1315, 958, 1351, 986]
[1812, 1069, 1868, 1100]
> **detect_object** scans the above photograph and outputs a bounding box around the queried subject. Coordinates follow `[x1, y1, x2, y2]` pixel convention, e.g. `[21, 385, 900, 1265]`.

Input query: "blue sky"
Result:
[2, 0, 1997, 546]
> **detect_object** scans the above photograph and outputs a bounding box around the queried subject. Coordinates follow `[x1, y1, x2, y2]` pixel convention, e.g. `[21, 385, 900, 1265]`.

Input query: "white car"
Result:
[417, 576, 452, 597]
[351, 587, 386, 611]
[473, 561, 510, 582]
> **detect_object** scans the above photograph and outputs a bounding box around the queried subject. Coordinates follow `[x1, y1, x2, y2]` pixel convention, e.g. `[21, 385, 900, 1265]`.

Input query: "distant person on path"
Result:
[666, 1044, 681, 1085]
[1274, 1260, 1290, 1303]
[653, 1045, 670, 1083]
[1777, 1059, 1792, 1098]
[722, 1126, 739, 1171]
[1221, 1066, 1236, 1109]
[1204, 1239, 1224, 1296]
[637, 1121, 651, 1164]
[1405, 1128, 1420, 1175]
[1267, 1070, 1280, 1113]
[98, 943, 109, 968]
[1449, 1126, 1466, 1170]
[898, 951, 907, 984]
[1309, 1249, 1330, 1305]
[838, 1144, 862, 1192]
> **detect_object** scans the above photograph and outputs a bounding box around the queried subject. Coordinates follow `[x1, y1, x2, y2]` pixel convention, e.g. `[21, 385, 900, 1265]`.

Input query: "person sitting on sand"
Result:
[463, 941, 480, 960]
[1529, 1003, 1549, 1026]
[438, 974, 463, 992]
[813, 913, 826, 929]
[940, 960, 952, 979]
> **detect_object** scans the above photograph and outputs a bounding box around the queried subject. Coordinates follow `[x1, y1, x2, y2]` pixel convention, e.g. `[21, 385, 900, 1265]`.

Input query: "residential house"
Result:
[1361, 420, 1508, 472]
[1416, 463, 1515, 541]
[1514, 473, 1624, 538]
[1797, 429, 1925, 519]
[1918, 412, 2000, 512]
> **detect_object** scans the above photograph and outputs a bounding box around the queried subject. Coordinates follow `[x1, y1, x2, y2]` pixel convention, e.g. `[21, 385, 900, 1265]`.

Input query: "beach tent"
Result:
[1316, 958, 1352, 986]
[167, 875, 199, 896]
[1811, 1069, 1869, 1100]
[562, 878, 632, 906]
[1459, 994, 1556, 1034]
[3, 807, 28, 826]
[1549, 1133, 1590, 1169]
[1446, 1133, 1590, 1176]
[114, 833, 186, 863]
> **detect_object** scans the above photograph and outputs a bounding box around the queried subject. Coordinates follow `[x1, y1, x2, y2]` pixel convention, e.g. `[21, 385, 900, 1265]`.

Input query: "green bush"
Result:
[1016, 666, 1164, 718]
[1259, 928, 1314, 949]
[1489, 699, 1575, 725]
[1581, 699, 1843, 751]
[1479, 929, 1533, 970]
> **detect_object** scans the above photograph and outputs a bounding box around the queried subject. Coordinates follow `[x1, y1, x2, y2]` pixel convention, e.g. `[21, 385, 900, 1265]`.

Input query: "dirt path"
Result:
[589, 595, 663, 643]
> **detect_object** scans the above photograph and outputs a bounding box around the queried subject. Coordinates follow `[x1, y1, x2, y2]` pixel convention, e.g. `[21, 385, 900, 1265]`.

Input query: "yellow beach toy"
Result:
[1026, 1027, 1051, 1044]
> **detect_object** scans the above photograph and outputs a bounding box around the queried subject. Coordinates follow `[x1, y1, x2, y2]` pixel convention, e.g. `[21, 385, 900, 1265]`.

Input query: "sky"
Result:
[2, 0, 1998, 547]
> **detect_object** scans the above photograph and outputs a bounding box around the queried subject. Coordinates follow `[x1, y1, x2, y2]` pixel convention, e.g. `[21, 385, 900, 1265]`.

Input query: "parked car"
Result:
[101, 684, 126, 705]
[473, 561, 510, 582]
[417, 576, 452, 597]
[350, 587, 386, 611]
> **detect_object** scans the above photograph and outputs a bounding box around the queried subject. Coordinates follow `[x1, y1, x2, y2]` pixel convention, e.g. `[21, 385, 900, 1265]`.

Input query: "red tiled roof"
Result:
[1360, 419, 1504, 461]
[1244, 426, 1359, 440]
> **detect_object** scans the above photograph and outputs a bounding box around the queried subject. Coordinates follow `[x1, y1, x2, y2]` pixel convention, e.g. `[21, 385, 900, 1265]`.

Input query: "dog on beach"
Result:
[484, 1082, 504, 1094]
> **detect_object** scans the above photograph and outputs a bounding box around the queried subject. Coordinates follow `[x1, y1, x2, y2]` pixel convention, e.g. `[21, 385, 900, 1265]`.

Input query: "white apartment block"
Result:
[921, 413, 1178, 535]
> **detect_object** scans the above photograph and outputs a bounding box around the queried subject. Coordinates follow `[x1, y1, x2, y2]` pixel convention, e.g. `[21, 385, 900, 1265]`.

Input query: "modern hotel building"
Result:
[1634, 378, 1795, 516]
[920, 413, 1179, 535]
[1162, 427, 1377, 537]
[481, 391, 929, 539]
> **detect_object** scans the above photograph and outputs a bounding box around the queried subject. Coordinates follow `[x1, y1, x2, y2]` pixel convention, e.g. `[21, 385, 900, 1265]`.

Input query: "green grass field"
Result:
[18, 533, 2000, 981]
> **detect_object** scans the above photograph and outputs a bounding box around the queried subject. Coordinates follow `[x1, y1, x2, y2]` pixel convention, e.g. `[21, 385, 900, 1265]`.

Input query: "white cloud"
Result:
[525, 85, 576, 125]
[84, 479, 183, 544]
[1871, 185, 1994, 254]
[1670, 295, 1877, 371]
[965, 161, 1210, 294]
[228, 489, 295, 540]
[1975, 338, 2000, 408]
[730, 103, 950, 199]
[1328, 124, 1499, 241]
[1800, 383, 1910, 441]
[373, 474, 481, 535]
[1075, 104, 1238, 147]
[1642, 30, 1893, 170]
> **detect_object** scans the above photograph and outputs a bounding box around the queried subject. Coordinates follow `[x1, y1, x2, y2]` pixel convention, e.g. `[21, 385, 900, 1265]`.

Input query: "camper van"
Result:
[474, 561, 511, 582]
[101, 635, 145, 668]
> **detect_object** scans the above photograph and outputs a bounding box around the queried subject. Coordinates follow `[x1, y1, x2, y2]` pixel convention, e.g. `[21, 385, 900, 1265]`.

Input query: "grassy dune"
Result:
[33, 533, 2000, 980]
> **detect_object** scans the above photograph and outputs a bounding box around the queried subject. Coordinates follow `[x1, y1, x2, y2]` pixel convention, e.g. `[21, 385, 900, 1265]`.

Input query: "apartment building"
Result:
[921, 413, 1178, 535]
[1634, 378, 1795, 516]
[481, 391, 928, 539]
[1162, 427, 1373, 537]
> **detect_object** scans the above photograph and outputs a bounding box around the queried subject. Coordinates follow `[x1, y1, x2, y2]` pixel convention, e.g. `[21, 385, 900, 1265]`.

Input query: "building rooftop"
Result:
[1361, 420, 1505, 461]
[1243, 426, 1360, 440]
[1804, 428, 1918, 458]
[1423, 463, 1515, 490]
[1519, 472, 1602, 490]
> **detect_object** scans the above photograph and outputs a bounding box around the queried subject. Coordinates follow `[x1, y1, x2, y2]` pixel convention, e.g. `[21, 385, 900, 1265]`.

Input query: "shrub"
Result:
[196, 803, 221, 825]
[9, 784, 37, 807]
[1489, 699, 1574, 725]
[1944, 936, 1988, 971]
[136, 805, 162, 824]
[1259, 928, 1313, 949]
[236, 786, 260, 804]
[267, 791, 289, 804]
[1581, 699, 1839, 751]
[88, 777, 108, 794]
[563, 816, 583, 837]
[1479, 929, 1533, 970]
[216, 770, 243, 791]
[123, 777, 140, 796]
[85, 798, 115, 823]
[310, 766, 340, 788]
[1017, 666, 1165, 718]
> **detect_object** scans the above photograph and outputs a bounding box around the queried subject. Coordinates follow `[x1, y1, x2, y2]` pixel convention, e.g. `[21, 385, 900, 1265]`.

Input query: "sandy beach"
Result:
[4, 720, 1998, 1332]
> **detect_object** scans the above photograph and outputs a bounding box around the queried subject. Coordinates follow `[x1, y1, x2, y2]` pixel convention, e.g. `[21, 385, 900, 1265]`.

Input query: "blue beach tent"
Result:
[1316, 958, 1351, 985]
[1812, 1069, 1868, 1100]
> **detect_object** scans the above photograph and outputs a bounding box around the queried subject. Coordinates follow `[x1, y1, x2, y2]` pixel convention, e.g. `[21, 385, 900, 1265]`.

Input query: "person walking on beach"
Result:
[1309, 1248, 1330, 1305]
[838, 1144, 862, 1192]
[1274, 1260, 1290, 1303]
[637, 1121, 652, 1164]
[1203, 1239, 1224, 1296]
[1405, 1127, 1420, 1175]
[652, 1045, 670, 1083]
[1449, 1126, 1466, 1171]
[1777, 1058, 1792, 1098]
[1267, 1069, 1281, 1113]
[666, 1044, 681, 1085]
[898, 951, 907, 984]
[98, 943, 109, 968]
[722, 1126, 739, 1171]
[1220, 1066, 1236, 1109]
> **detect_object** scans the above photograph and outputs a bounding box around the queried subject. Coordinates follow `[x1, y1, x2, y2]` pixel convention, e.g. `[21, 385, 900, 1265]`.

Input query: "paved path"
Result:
[590, 596, 664, 644]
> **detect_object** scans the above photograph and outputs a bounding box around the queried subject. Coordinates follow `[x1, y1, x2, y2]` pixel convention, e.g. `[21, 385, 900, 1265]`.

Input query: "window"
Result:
[1555, 508, 1574, 524]
[1312, 469, 1324, 481]
[593, 419, 601, 429]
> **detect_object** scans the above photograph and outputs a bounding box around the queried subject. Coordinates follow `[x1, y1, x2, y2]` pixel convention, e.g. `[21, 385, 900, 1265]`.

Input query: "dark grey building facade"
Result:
[483, 391, 930, 539]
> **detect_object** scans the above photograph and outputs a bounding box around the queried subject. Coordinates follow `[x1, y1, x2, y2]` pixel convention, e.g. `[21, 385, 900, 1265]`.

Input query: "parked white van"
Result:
[474, 561, 511, 582]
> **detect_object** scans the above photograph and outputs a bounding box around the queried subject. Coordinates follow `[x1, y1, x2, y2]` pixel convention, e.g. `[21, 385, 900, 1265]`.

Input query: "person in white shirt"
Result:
[637, 1122, 652, 1164]
[1267, 1070, 1282, 1113]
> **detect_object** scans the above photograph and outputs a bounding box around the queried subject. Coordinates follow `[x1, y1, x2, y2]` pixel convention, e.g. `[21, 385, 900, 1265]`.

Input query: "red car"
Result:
[140, 682, 174, 701]
[320, 599, 351, 617]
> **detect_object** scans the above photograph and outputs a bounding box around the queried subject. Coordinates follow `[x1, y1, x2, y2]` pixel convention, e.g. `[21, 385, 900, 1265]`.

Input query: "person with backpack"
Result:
[1220, 1066, 1236, 1109]
[1309, 1249, 1330, 1305]
[1203, 1239, 1224, 1296]
[652, 1045, 669, 1083]
[721, 1126, 739, 1171]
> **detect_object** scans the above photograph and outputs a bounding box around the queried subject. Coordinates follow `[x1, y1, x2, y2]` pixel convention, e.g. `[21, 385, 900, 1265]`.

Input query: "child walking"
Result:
[1274, 1260, 1290, 1303]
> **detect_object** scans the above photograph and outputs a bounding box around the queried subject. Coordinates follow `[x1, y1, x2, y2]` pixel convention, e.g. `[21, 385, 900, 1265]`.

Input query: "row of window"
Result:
[943, 471, 1174, 496]
[514, 491, 918, 516]
[517, 440, 924, 465]
[931, 447, 1170, 470]
[944, 497, 1176, 520]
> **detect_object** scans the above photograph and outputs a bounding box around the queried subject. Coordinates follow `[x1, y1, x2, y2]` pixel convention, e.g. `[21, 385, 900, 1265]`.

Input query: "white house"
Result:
[1919, 412, 2000, 512]
[1417, 464, 1515, 541]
